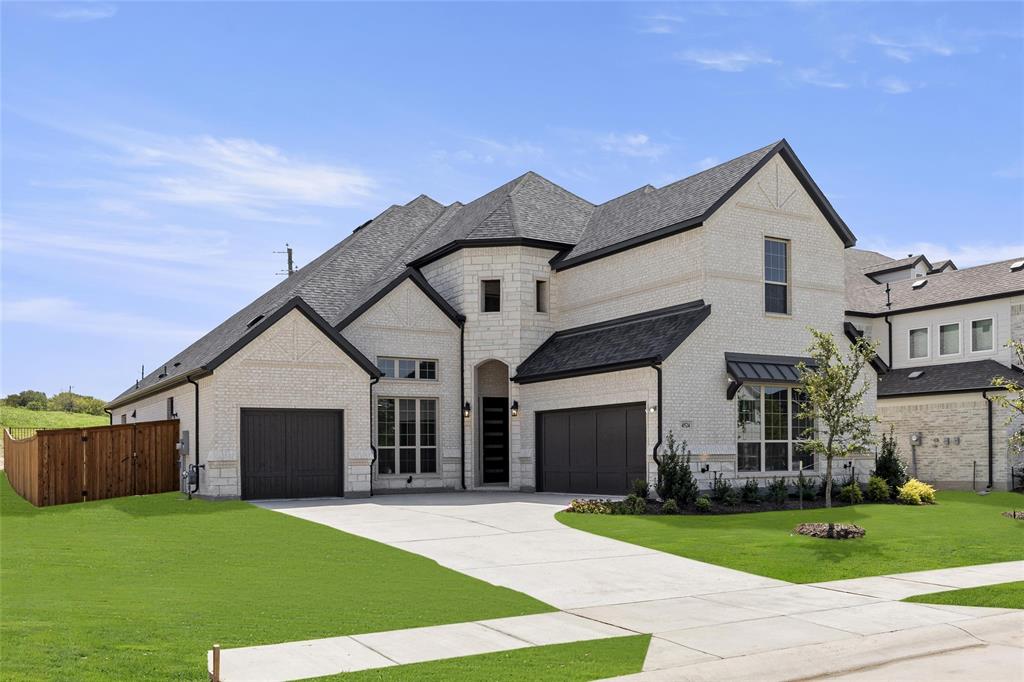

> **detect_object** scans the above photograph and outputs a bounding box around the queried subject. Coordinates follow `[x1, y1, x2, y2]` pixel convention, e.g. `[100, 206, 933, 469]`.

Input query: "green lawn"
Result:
[0, 474, 554, 680]
[319, 636, 650, 682]
[558, 491, 1023, 583]
[0, 405, 109, 431]
[906, 582, 1024, 610]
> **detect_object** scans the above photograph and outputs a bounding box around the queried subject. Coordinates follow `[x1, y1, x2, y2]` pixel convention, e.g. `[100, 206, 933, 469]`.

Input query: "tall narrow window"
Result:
[971, 319, 993, 352]
[481, 279, 501, 312]
[909, 327, 929, 359]
[939, 323, 960, 356]
[377, 399, 396, 474]
[535, 280, 549, 313]
[764, 238, 789, 314]
[167, 397, 175, 420]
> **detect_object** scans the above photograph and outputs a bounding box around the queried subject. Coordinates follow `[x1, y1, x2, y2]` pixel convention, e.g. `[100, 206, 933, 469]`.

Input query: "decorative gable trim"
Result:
[335, 267, 465, 331]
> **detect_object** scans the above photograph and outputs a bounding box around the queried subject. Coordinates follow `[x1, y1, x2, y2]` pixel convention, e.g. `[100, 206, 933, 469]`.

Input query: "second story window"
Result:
[481, 279, 501, 313]
[535, 280, 549, 313]
[939, 323, 960, 356]
[909, 327, 929, 359]
[764, 238, 789, 314]
[377, 357, 438, 380]
[972, 318, 994, 352]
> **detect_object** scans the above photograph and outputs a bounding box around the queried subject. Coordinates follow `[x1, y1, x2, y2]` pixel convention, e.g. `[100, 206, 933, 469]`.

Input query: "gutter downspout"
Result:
[982, 390, 994, 490]
[186, 375, 201, 497]
[104, 408, 113, 426]
[884, 315, 893, 368]
[460, 323, 467, 490]
[652, 363, 663, 487]
[369, 376, 379, 497]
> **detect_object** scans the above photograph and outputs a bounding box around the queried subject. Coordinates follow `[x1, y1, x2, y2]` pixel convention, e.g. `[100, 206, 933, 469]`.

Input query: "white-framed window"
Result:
[376, 397, 437, 475]
[535, 279, 549, 313]
[909, 327, 929, 359]
[377, 357, 437, 381]
[481, 279, 501, 313]
[121, 414, 127, 424]
[736, 384, 814, 473]
[971, 318, 994, 353]
[938, 322, 960, 356]
[764, 238, 789, 315]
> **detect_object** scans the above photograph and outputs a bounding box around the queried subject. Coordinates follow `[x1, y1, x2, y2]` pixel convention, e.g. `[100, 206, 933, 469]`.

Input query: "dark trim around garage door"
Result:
[535, 401, 646, 495]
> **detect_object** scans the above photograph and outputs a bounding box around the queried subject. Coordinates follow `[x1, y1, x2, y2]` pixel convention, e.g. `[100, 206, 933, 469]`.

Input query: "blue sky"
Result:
[2, 1, 1022, 400]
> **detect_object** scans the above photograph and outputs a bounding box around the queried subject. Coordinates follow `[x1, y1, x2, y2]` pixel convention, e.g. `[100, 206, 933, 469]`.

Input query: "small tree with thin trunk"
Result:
[988, 340, 1024, 484]
[797, 329, 878, 508]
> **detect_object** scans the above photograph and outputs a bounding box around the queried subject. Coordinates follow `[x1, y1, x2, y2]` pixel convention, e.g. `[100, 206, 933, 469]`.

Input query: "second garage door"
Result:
[240, 408, 344, 499]
[536, 403, 646, 495]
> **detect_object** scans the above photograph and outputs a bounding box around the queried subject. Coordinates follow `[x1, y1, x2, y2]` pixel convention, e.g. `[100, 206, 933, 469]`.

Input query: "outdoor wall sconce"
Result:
[510, 400, 519, 417]
[647, 404, 658, 414]
[131, 410, 137, 418]
[700, 463, 711, 474]
[463, 402, 472, 418]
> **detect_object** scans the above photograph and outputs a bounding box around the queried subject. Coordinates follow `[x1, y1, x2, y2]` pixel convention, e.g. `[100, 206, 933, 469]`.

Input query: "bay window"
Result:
[736, 384, 813, 472]
[376, 397, 437, 475]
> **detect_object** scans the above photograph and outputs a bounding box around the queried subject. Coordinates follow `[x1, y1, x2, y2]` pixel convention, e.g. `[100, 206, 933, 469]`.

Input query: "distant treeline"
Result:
[3, 390, 107, 416]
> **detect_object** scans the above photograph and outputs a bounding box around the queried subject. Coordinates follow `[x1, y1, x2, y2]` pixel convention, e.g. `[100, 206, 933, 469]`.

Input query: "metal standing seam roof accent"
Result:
[725, 352, 817, 384]
[512, 301, 711, 384]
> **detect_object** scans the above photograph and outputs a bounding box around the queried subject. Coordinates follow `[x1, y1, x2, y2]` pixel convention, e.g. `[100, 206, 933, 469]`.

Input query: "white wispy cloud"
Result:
[44, 3, 117, 22]
[878, 77, 913, 95]
[869, 33, 956, 62]
[432, 135, 544, 167]
[597, 133, 667, 159]
[693, 156, 720, 171]
[794, 67, 849, 89]
[993, 162, 1022, 180]
[638, 14, 685, 34]
[676, 49, 778, 72]
[2, 297, 204, 342]
[860, 239, 1023, 268]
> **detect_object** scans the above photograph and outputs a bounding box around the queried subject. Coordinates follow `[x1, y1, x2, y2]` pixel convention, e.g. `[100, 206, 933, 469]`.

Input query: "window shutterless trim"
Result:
[375, 397, 440, 476]
[480, 278, 502, 313]
[736, 383, 813, 473]
[969, 317, 995, 354]
[908, 326, 930, 360]
[376, 356, 439, 381]
[763, 237, 790, 316]
[937, 321, 961, 357]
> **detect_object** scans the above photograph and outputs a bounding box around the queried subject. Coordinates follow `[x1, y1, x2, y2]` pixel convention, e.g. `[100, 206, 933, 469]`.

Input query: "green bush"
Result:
[695, 496, 712, 513]
[567, 498, 614, 514]
[660, 498, 679, 514]
[656, 430, 699, 506]
[621, 494, 648, 515]
[897, 479, 936, 505]
[741, 479, 761, 504]
[630, 479, 650, 500]
[866, 475, 891, 503]
[874, 427, 909, 494]
[767, 477, 788, 506]
[794, 472, 816, 501]
[711, 476, 733, 503]
[723, 487, 740, 506]
[839, 482, 864, 504]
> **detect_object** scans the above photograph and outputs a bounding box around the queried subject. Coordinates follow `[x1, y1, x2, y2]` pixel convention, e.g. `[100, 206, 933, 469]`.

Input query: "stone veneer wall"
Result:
[878, 393, 1019, 491]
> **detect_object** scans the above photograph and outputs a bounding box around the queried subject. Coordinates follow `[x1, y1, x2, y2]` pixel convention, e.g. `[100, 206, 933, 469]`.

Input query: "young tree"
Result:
[988, 339, 1024, 459]
[797, 329, 878, 508]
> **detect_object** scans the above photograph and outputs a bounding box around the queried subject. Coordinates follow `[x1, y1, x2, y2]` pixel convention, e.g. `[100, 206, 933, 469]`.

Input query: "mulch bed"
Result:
[794, 522, 866, 539]
[1002, 510, 1024, 521]
[644, 497, 872, 515]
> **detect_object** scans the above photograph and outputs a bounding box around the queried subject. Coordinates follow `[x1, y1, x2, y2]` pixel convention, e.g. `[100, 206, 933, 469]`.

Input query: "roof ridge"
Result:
[656, 139, 783, 192]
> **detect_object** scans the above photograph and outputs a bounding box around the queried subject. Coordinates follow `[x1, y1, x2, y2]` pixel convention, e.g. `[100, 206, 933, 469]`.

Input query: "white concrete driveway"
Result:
[256, 492, 784, 610]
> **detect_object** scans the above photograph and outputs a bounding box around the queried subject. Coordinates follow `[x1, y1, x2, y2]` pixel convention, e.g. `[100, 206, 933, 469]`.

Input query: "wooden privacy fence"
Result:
[3, 420, 180, 507]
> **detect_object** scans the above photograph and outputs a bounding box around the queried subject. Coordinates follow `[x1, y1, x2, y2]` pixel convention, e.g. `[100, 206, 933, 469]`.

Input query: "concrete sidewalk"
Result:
[226, 493, 1024, 682]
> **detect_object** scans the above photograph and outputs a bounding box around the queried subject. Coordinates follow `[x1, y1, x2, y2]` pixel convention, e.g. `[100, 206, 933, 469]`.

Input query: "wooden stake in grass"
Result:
[211, 644, 220, 682]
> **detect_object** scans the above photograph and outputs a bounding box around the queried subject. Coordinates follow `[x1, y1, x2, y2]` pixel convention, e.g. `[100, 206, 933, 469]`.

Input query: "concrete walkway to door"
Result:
[256, 492, 784, 609]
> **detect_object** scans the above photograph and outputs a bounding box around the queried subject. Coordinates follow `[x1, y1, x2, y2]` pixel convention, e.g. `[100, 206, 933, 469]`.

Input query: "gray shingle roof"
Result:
[512, 301, 711, 384]
[847, 256, 1024, 316]
[862, 254, 929, 278]
[110, 140, 844, 407]
[878, 360, 1022, 397]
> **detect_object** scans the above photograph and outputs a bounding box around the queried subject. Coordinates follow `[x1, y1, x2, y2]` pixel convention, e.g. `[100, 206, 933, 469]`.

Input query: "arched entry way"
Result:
[475, 359, 510, 485]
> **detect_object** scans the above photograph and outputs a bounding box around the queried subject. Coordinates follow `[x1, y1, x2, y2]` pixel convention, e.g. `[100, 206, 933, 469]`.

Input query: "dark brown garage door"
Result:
[241, 409, 344, 499]
[536, 403, 646, 495]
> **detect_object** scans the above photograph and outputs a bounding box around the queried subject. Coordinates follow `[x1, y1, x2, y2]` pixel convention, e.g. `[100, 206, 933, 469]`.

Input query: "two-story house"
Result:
[106, 139, 877, 500]
[846, 250, 1024, 490]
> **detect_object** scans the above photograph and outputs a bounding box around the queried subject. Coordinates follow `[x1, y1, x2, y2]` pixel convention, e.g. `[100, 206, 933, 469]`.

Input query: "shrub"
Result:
[767, 477, 788, 506]
[695, 496, 712, 513]
[621, 494, 647, 515]
[874, 426, 909, 494]
[722, 487, 741, 506]
[630, 479, 650, 500]
[567, 498, 613, 514]
[794, 472, 816, 501]
[839, 482, 863, 504]
[897, 478, 937, 505]
[741, 479, 761, 504]
[661, 498, 679, 514]
[656, 430, 699, 506]
[711, 475, 733, 503]
[865, 475, 891, 503]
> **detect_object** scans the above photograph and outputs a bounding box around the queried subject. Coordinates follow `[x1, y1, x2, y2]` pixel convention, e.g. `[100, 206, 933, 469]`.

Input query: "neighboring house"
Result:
[846, 252, 1024, 490]
[105, 139, 874, 500]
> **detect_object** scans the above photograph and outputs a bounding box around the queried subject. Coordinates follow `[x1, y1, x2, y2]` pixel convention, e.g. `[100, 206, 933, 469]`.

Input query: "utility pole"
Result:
[275, 244, 297, 277]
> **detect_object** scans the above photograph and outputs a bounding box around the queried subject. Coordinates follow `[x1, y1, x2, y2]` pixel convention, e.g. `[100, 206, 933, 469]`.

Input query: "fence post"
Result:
[210, 644, 221, 682]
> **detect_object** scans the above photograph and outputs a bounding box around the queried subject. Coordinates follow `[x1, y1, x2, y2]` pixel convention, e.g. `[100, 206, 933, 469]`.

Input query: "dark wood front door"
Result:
[481, 397, 509, 484]
[240, 408, 344, 499]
